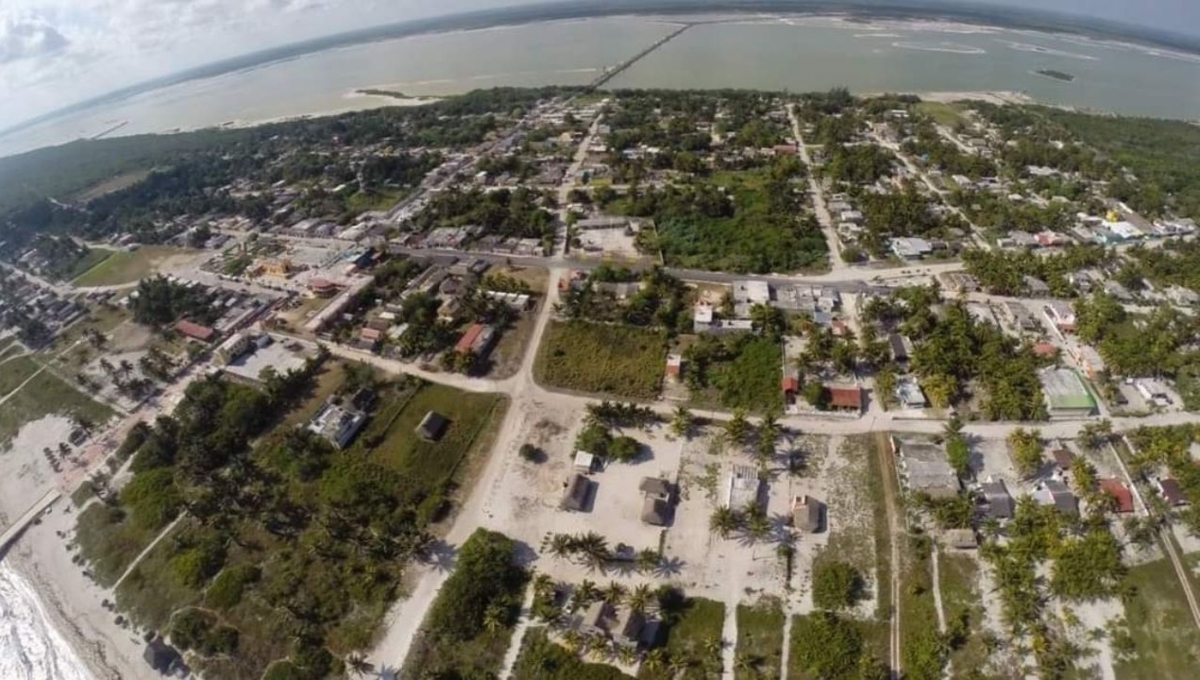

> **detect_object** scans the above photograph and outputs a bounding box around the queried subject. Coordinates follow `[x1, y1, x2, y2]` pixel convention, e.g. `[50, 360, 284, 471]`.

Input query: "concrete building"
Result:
[216, 331, 252, 365]
[307, 399, 368, 449]
[893, 438, 960, 499]
[732, 280, 771, 305]
[1040, 368, 1097, 418]
[895, 377, 927, 408]
[1035, 479, 1078, 516]
[1043, 301, 1076, 333]
[979, 479, 1015, 519]
[726, 464, 761, 510]
[416, 411, 449, 441]
[891, 237, 934, 259]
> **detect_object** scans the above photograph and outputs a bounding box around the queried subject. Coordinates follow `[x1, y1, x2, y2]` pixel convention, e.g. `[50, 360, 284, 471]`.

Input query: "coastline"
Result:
[3, 502, 144, 680]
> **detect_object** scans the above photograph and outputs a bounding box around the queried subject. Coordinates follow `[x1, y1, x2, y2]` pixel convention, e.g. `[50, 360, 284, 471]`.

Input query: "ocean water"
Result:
[0, 563, 93, 680]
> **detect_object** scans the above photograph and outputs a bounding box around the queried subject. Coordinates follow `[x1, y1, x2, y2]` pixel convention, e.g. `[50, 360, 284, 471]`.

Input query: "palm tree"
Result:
[546, 533, 574, 560]
[572, 579, 599, 609]
[628, 584, 653, 613]
[576, 531, 611, 569]
[601, 580, 627, 605]
[482, 603, 506, 634]
[735, 652, 763, 677]
[344, 653, 373, 677]
[725, 408, 750, 444]
[745, 506, 772, 542]
[666, 655, 690, 678]
[636, 548, 661, 573]
[584, 633, 609, 660]
[702, 636, 724, 663]
[118, 359, 133, 378]
[533, 573, 555, 599]
[561, 629, 583, 655]
[709, 506, 741, 538]
[616, 644, 637, 666]
[642, 648, 668, 674]
[670, 406, 692, 438]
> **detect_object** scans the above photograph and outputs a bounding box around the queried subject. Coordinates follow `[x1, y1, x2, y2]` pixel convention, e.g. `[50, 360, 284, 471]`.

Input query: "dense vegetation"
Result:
[404, 529, 529, 678]
[0, 87, 564, 251]
[130, 275, 220, 327]
[79, 361, 505, 679]
[514, 628, 631, 680]
[961, 244, 1112, 296]
[681, 333, 783, 413]
[557, 267, 692, 336]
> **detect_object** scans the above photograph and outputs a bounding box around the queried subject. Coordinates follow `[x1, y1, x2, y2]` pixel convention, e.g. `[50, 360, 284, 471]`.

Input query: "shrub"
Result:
[519, 443, 541, 462]
[812, 561, 865, 610]
[206, 564, 261, 610]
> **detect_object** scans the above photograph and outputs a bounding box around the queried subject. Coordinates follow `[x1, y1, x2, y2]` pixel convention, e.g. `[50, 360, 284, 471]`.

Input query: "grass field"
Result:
[346, 188, 403, 213]
[0, 355, 40, 397]
[1114, 557, 1200, 678]
[639, 596, 725, 680]
[915, 101, 965, 126]
[113, 519, 201, 630]
[351, 382, 505, 493]
[0, 369, 114, 448]
[0, 340, 25, 364]
[44, 304, 130, 356]
[62, 248, 116, 281]
[735, 596, 786, 680]
[72, 245, 198, 287]
[535, 321, 666, 399]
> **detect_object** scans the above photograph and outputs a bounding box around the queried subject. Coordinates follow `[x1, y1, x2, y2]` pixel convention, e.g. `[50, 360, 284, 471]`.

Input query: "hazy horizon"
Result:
[2, 0, 1199, 133]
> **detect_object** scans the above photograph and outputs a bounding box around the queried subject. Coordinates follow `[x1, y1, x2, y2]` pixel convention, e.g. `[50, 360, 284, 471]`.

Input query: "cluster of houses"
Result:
[0, 271, 85, 343]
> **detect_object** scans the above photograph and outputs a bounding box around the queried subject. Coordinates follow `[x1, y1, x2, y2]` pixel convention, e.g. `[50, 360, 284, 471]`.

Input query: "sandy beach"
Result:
[5, 506, 146, 680]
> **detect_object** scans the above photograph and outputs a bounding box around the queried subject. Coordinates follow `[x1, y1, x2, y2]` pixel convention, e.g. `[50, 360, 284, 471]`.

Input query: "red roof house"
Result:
[1032, 341, 1057, 357]
[1098, 478, 1134, 513]
[827, 385, 863, 413]
[455, 323, 486, 354]
[175, 320, 215, 342]
[781, 377, 799, 394]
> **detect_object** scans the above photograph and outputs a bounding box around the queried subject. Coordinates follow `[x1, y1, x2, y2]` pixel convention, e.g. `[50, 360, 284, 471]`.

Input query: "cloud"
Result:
[0, 16, 69, 64]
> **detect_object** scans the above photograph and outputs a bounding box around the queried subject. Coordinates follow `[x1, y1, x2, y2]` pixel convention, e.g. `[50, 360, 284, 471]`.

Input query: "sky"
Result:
[0, 0, 1197, 130]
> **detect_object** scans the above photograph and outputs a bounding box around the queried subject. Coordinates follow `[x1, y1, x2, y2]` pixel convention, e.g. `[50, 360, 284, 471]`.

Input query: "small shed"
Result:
[416, 411, 449, 441]
[791, 495, 824, 534]
[1051, 448, 1075, 471]
[1158, 478, 1188, 507]
[562, 473, 592, 512]
[943, 528, 978, 550]
[641, 496, 672, 526]
[574, 450, 597, 473]
[143, 638, 183, 676]
[639, 477, 672, 500]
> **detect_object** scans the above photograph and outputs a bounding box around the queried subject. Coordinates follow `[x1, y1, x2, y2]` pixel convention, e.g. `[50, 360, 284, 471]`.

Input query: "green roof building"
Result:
[1040, 368, 1097, 418]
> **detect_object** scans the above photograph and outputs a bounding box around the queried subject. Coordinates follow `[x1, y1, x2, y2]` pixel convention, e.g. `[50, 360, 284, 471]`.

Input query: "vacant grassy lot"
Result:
[1115, 557, 1200, 678]
[789, 612, 889, 680]
[639, 596, 725, 680]
[63, 248, 116, 281]
[114, 519, 200, 630]
[0, 355, 41, 397]
[43, 304, 130, 356]
[735, 596, 785, 680]
[514, 627, 631, 679]
[72, 245, 197, 287]
[899, 539, 944, 680]
[939, 552, 989, 674]
[535, 321, 666, 399]
[351, 382, 504, 493]
[0, 370, 114, 447]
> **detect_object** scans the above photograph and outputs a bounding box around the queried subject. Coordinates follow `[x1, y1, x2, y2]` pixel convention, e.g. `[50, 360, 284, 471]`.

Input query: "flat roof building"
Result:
[893, 438, 960, 499]
[308, 399, 368, 449]
[1040, 368, 1097, 418]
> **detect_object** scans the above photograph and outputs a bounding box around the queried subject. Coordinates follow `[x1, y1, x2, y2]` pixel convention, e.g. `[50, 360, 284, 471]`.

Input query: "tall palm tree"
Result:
[546, 533, 574, 560]
[745, 505, 772, 542]
[601, 580, 627, 605]
[533, 573, 555, 599]
[709, 506, 740, 538]
[561, 629, 583, 655]
[572, 579, 599, 609]
[576, 532, 611, 569]
[628, 584, 653, 613]
[636, 549, 661, 573]
[642, 648, 668, 674]
[344, 653, 373, 677]
[725, 408, 750, 444]
[670, 406, 692, 438]
[482, 603, 506, 634]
